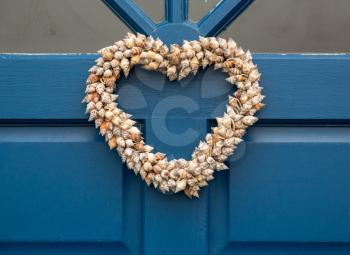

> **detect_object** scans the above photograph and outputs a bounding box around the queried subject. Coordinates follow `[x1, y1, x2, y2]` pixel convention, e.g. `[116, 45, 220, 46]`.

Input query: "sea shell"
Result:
[205, 50, 215, 62]
[216, 163, 229, 171]
[125, 139, 134, 147]
[108, 136, 117, 149]
[87, 73, 100, 84]
[227, 38, 237, 49]
[95, 58, 104, 67]
[166, 65, 177, 81]
[139, 169, 147, 180]
[114, 51, 124, 60]
[98, 108, 105, 118]
[123, 49, 132, 58]
[202, 58, 210, 69]
[112, 66, 121, 78]
[253, 103, 265, 110]
[159, 59, 169, 69]
[159, 45, 169, 55]
[100, 121, 112, 135]
[181, 59, 190, 68]
[152, 38, 163, 51]
[89, 65, 99, 74]
[130, 54, 141, 66]
[85, 92, 100, 103]
[117, 137, 125, 147]
[248, 70, 261, 82]
[214, 62, 223, 70]
[161, 169, 169, 179]
[103, 76, 116, 87]
[223, 58, 235, 69]
[153, 53, 163, 63]
[95, 83, 105, 94]
[202, 169, 214, 176]
[88, 109, 98, 121]
[95, 118, 103, 128]
[168, 45, 181, 65]
[234, 46, 244, 56]
[209, 38, 219, 49]
[175, 179, 187, 193]
[190, 57, 199, 75]
[186, 49, 195, 59]
[125, 148, 134, 157]
[85, 102, 95, 113]
[218, 37, 227, 49]
[144, 36, 154, 50]
[120, 58, 130, 77]
[143, 61, 160, 71]
[145, 172, 155, 186]
[217, 116, 233, 129]
[159, 181, 170, 193]
[242, 116, 258, 126]
[199, 36, 209, 48]
[178, 67, 191, 80]
[131, 46, 142, 55]
[124, 37, 134, 49]
[103, 62, 111, 71]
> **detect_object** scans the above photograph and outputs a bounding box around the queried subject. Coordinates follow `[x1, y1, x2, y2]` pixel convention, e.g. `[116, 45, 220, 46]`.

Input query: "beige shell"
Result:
[120, 58, 130, 77]
[190, 57, 199, 75]
[166, 65, 177, 81]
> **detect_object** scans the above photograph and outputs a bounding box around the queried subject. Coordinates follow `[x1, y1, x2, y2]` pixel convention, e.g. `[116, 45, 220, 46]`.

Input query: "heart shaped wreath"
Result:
[83, 33, 264, 198]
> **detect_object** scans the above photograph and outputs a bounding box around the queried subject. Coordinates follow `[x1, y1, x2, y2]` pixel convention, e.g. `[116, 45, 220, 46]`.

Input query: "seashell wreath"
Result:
[83, 33, 265, 198]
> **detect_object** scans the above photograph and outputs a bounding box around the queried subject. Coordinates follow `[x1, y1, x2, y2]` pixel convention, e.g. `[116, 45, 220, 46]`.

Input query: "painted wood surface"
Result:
[1, 54, 350, 120]
[0, 54, 350, 254]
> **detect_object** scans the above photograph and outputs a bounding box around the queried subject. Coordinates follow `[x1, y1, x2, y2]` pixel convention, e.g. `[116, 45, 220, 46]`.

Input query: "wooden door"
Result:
[1, 0, 350, 254]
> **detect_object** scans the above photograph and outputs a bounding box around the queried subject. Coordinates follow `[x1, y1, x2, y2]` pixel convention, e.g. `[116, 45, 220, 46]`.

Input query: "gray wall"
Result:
[0, 0, 349, 53]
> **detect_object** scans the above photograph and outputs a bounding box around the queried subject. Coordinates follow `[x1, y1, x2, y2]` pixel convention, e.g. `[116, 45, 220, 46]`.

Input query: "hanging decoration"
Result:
[83, 33, 264, 198]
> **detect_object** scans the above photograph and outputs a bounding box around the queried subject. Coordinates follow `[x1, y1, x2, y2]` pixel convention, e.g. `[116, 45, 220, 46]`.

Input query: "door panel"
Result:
[229, 127, 350, 242]
[0, 127, 123, 241]
[0, 55, 349, 120]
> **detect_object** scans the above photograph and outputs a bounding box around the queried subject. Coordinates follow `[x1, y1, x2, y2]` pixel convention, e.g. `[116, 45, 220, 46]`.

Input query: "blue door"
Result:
[1, 1, 350, 254]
